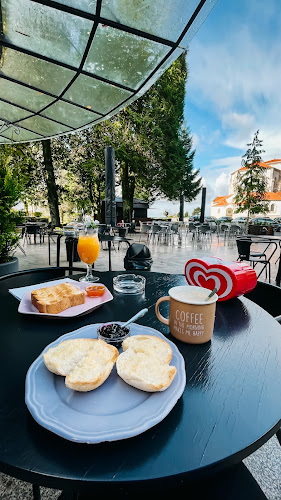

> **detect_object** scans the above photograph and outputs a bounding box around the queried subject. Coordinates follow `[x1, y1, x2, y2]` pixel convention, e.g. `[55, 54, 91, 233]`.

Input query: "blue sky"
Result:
[148, 0, 281, 218]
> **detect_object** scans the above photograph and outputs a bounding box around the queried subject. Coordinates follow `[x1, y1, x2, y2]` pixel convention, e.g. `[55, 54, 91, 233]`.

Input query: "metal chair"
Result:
[244, 281, 281, 450]
[139, 223, 151, 242]
[149, 224, 161, 243]
[228, 224, 242, 238]
[198, 223, 212, 242]
[24, 224, 44, 244]
[236, 239, 271, 281]
[117, 226, 129, 249]
[244, 280, 281, 320]
[188, 222, 199, 240]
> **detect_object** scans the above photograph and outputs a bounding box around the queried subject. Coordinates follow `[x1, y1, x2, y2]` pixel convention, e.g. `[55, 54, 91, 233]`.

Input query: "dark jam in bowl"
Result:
[97, 324, 130, 348]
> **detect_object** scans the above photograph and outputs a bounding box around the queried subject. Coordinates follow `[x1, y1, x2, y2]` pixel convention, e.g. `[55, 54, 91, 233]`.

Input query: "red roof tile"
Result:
[212, 195, 232, 206]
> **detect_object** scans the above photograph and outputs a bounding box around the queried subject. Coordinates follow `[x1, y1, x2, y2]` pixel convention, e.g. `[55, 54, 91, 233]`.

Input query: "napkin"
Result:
[9, 277, 78, 301]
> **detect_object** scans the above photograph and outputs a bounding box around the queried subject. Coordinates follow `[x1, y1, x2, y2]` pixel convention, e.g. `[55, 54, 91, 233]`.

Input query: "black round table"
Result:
[0, 269, 281, 497]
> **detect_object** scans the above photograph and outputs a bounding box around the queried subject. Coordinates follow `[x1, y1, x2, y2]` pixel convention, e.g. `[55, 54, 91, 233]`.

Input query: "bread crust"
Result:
[117, 335, 176, 392]
[31, 283, 85, 314]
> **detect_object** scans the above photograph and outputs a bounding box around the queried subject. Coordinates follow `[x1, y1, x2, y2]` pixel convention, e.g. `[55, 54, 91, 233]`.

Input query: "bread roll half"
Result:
[117, 335, 176, 392]
[43, 338, 118, 392]
[122, 335, 173, 364]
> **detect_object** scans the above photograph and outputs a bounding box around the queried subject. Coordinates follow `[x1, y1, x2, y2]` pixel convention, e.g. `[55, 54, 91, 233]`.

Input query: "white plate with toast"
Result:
[18, 279, 113, 318]
[25, 324, 186, 443]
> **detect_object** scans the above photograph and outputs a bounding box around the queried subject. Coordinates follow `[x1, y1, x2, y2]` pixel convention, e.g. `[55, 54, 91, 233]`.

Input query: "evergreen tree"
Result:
[122, 53, 201, 220]
[234, 130, 269, 225]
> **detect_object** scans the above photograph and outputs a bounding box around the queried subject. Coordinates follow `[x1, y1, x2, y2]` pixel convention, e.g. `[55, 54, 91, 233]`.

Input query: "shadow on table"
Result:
[214, 297, 250, 337]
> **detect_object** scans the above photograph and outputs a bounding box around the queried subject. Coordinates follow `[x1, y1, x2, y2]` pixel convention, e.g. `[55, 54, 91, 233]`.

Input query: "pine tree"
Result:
[234, 130, 269, 226]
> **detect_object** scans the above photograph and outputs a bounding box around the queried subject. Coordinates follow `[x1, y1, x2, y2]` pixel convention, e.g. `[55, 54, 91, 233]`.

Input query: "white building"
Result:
[211, 159, 281, 219]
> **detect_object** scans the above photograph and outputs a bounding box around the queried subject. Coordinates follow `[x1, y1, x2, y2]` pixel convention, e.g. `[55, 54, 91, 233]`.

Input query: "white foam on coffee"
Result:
[169, 286, 217, 304]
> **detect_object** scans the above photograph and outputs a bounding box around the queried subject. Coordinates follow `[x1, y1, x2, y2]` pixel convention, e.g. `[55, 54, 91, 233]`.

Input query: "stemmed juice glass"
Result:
[77, 227, 100, 282]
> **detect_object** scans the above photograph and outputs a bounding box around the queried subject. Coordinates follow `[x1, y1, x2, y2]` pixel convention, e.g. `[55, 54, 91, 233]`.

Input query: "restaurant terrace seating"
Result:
[236, 239, 271, 281]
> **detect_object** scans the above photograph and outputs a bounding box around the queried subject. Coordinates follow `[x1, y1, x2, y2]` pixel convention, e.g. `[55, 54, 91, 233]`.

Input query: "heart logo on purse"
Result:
[184, 257, 257, 301]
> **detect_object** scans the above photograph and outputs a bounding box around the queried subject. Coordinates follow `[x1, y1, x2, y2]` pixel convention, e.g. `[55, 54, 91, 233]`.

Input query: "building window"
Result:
[218, 209, 220, 214]
[271, 203, 275, 212]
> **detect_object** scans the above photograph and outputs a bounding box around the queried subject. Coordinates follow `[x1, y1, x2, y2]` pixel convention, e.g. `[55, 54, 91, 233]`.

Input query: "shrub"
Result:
[0, 159, 23, 263]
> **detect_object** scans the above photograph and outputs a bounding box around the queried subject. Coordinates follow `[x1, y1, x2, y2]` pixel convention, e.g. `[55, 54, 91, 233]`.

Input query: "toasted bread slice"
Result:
[31, 283, 85, 314]
[117, 335, 176, 392]
[43, 338, 118, 392]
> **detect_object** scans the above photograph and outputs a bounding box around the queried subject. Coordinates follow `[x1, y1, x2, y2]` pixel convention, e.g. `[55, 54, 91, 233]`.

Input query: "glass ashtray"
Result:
[113, 274, 146, 294]
[97, 323, 130, 348]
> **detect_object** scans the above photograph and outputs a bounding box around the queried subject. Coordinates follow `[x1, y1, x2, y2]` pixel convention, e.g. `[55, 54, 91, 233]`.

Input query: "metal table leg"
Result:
[108, 241, 112, 271]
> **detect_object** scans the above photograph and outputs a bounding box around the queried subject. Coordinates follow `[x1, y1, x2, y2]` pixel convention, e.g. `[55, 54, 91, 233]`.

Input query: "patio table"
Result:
[0, 270, 281, 498]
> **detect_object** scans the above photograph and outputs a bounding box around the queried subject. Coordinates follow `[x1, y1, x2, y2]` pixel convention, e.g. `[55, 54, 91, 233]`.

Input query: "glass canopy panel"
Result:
[0, 127, 42, 142]
[42, 100, 99, 128]
[0, 79, 54, 112]
[2, 0, 93, 68]
[101, 0, 200, 43]
[0, 0, 217, 144]
[64, 74, 133, 115]
[56, 0, 97, 14]
[0, 100, 31, 122]
[17, 115, 71, 137]
[139, 47, 184, 96]
[0, 48, 75, 96]
[181, 0, 217, 46]
[83, 24, 170, 90]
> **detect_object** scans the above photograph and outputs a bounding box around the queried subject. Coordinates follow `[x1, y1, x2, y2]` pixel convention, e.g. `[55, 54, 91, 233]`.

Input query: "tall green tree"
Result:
[42, 139, 61, 227]
[119, 53, 201, 220]
[234, 130, 268, 226]
[7, 54, 200, 224]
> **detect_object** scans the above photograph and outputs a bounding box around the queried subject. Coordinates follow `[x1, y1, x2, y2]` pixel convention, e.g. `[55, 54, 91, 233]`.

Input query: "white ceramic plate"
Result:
[18, 279, 113, 318]
[25, 324, 186, 443]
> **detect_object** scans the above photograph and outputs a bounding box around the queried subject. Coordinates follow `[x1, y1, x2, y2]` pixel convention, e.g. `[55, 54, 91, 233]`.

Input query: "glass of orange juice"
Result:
[77, 227, 100, 282]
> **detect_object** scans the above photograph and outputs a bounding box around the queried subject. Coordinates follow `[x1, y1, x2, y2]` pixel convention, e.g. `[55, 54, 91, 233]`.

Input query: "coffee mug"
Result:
[155, 285, 218, 344]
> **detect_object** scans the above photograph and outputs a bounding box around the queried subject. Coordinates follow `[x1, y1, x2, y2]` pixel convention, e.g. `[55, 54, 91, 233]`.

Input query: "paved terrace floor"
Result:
[1, 229, 281, 499]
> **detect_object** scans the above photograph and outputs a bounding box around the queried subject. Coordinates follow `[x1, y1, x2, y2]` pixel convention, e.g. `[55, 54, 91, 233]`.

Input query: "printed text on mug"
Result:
[173, 309, 205, 336]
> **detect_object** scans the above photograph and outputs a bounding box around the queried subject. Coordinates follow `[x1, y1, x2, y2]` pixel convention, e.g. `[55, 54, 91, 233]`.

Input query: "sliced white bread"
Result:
[43, 338, 118, 391]
[121, 334, 173, 364]
[116, 335, 176, 392]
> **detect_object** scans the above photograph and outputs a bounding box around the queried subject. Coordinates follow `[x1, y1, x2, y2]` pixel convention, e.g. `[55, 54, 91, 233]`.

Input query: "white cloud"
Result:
[187, 17, 281, 153]
[258, 127, 281, 159]
[215, 172, 229, 194]
[188, 28, 281, 115]
[192, 132, 200, 149]
[222, 112, 255, 150]
[208, 156, 241, 171]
